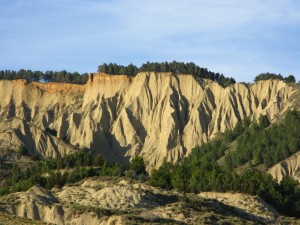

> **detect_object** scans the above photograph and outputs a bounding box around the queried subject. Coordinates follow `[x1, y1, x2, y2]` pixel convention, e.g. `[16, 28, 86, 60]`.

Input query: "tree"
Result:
[98, 63, 108, 73]
[56, 157, 64, 169]
[10, 165, 23, 184]
[150, 163, 173, 189]
[32, 71, 42, 81]
[44, 71, 53, 82]
[127, 63, 138, 76]
[258, 114, 270, 129]
[284, 75, 296, 83]
[92, 153, 104, 167]
[129, 156, 146, 175]
[254, 73, 283, 82]
[107, 63, 115, 75]
[279, 176, 299, 195]
[171, 165, 190, 191]
[243, 117, 251, 128]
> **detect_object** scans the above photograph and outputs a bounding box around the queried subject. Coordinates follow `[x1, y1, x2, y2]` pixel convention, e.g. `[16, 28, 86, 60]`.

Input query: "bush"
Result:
[125, 170, 136, 179]
[284, 75, 296, 83]
[129, 156, 147, 175]
[17, 145, 29, 156]
[254, 73, 283, 82]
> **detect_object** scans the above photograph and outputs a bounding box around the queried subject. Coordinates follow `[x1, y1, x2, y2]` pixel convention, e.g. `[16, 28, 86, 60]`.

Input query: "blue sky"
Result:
[0, 0, 300, 82]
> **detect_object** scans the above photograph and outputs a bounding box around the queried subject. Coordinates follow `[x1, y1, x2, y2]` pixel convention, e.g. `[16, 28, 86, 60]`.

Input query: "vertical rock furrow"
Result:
[0, 74, 297, 170]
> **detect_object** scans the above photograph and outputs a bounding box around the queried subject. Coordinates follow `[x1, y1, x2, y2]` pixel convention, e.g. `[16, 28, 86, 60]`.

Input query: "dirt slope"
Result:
[268, 150, 300, 182]
[199, 192, 279, 221]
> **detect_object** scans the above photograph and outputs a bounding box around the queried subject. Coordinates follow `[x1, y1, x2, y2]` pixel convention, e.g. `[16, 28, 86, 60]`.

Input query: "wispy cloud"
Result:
[0, 0, 299, 81]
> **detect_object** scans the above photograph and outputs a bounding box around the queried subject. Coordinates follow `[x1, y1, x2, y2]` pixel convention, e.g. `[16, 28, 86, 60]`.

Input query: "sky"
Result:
[0, 0, 300, 82]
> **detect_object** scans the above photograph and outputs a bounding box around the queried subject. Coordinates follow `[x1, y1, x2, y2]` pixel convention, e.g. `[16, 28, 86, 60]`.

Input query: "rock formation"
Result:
[268, 151, 300, 182]
[0, 73, 297, 170]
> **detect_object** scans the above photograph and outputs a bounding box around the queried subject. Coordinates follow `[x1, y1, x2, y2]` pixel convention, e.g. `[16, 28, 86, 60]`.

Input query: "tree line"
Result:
[0, 151, 147, 196]
[98, 61, 236, 87]
[0, 69, 88, 84]
[1, 65, 297, 85]
[149, 110, 300, 217]
[254, 73, 296, 83]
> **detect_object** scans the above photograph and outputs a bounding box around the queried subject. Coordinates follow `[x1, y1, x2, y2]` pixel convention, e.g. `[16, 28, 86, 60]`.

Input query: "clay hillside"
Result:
[0, 72, 297, 171]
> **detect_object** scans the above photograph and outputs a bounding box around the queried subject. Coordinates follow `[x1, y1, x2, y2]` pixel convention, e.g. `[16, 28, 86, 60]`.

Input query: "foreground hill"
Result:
[0, 73, 298, 170]
[1, 177, 298, 225]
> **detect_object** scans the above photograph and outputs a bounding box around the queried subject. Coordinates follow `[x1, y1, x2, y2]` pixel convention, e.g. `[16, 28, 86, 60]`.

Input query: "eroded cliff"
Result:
[0, 73, 297, 170]
[268, 150, 300, 182]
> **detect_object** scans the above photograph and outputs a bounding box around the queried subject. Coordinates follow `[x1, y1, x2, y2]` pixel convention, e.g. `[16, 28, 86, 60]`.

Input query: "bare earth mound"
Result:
[1, 177, 299, 225]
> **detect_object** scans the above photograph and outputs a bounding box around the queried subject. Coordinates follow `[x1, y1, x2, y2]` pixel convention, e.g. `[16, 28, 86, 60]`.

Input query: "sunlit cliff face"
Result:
[0, 73, 297, 171]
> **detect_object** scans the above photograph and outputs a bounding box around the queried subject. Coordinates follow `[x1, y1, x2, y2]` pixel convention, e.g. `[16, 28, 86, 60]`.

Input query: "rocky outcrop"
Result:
[268, 150, 300, 182]
[0, 73, 297, 170]
[56, 179, 159, 209]
[0, 185, 64, 225]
